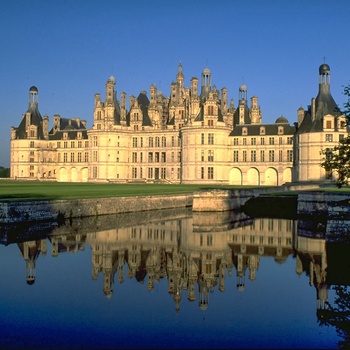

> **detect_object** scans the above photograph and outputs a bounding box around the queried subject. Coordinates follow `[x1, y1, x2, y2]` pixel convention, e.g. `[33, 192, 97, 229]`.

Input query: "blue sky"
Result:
[1, 0, 349, 167]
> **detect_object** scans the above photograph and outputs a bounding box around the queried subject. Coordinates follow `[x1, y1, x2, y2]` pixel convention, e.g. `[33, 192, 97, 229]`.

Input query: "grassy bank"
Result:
[0, 180, 243, 201]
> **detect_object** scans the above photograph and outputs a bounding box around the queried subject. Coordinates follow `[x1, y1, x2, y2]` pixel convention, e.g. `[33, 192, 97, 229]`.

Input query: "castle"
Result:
[10, 63, 347, 184]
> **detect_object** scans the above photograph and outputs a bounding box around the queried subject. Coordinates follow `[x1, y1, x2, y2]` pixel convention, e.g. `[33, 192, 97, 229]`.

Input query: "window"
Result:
[78, 152, 82, 163]
[132, 152, 137, 162]
[201, 167, 205, 179]
[155, 137, 160, 147]
[149, 137, 154, 147]
[208, 167, 214, 179]
[57, 142, 61, 148]
[279, 137, 282, 145]
[93, 137, 98, 147]
[279, 150, 282, 162]
[172, 136, 175, 147]
[208, 150, 214, 162]
[161, 168, 166, 179]
[326, 134, 333, 142]
[260, 137, 265, 145]
[260, 150, 265, 162]
[269, 150, 274, 162]
[78, 141, 82, 148]
[287, 150, 293, 162]
[84, 152, 89, 162]
[132, 167, 137, 178]
[201, 133, 205, 145]
[233, 150, 239, 162]
[208, 119, 214, 126]
[208, 133, 214, 145]
[140, 152, 143, 163]
[93, 167, 97, 179]
[93, 151, 97, 162]
[233, 138, 238, 146]
[251, 138, 256, 145]
[148, 168, 153, 178]
[63, 153, 68, 162]
[70, 153, 74, 162]
[140, 137, 143, 147]
[260, 127, 265, 135]
[207, 105, 214, 115]
[64, 141, 68, 148]
[287, 137, 293, 144]
[243, 150, 247, 162]
[132, 137, 137, 147]
[161, 136, 166, 147]
[269, 137, 274, 145]
[148, 152, 153, 162]
[201, 150, 204, 162]
[251, 150, 256, 162]
[155, 152, 159, 162]
[161, 152, 166, 162]
[71, 141, 75, 148]
[326, 120, 332, 129]
[243, 138, 247, 145]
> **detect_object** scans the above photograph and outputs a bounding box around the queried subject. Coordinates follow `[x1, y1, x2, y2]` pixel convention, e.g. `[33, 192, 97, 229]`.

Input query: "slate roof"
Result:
[229, 122, 296, 137]
[15, 103, 44, 139]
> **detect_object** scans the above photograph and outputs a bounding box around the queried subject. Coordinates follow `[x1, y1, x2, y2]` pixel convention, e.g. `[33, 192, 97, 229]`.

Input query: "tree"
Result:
[0, 166, 10, 178]
[321, 84, 350, 188]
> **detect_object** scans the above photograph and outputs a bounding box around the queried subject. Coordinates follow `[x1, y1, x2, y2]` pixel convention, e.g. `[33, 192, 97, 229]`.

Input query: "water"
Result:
[0, 208, 347, 349]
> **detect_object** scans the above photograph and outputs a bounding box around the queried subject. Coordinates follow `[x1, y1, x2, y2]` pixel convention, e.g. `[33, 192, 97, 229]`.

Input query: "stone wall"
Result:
[0, 194, 193, 223]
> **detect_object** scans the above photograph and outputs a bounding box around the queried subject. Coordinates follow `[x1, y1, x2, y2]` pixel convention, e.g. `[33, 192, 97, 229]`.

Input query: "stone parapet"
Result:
[0, 194, 193, 223]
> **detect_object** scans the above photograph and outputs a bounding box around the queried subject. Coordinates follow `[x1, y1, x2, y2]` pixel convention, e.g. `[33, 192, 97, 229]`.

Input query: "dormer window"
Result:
[260, 127, 265, 135]
[63, 132, 68, 140]
[278, 126, 284, 135]
[242, 127, 248, 135]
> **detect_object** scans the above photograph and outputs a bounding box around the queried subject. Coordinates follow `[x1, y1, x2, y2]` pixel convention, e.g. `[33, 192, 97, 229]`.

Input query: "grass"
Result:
[0, 180, 247, 201]
[1, 179, 349, 202]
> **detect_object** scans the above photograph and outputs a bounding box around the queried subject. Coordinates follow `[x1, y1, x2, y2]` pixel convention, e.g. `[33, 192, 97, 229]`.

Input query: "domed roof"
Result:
[239, 84, 247, 91]
[275, 116, 289, 124]
[202, 67, 211, 75]
[29, 86, 38, 92]
[108, 75, 116, 83]
[319, 63, 330, 75]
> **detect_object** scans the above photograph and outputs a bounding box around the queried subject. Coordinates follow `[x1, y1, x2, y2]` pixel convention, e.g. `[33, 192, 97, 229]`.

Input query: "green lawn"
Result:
[1, 179, 348, 202]
[0, 180, 244, 201]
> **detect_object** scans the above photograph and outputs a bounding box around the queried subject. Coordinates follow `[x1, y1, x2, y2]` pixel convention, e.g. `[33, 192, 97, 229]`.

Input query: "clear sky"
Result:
[1, 0, 349, 167]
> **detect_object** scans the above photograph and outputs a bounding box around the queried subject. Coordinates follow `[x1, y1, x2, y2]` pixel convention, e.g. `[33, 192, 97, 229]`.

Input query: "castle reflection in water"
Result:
[9, 208, 339, 314]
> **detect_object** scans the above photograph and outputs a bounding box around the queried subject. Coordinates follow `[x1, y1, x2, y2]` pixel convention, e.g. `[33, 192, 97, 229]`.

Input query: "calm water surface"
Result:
[0, 208, 348, 349]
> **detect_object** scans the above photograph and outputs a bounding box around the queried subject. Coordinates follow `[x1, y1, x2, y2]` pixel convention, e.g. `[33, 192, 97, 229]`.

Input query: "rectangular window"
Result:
[78, 152, 82, 163]
[279, 137, 282, 145]
[287, 137, 293, 144]
[208, 167, 214, 179]
[251, 150, 256, 162]
[132, 167, 137, 179]
[208, 133, 214, 145]
[71, 141, 75, 148]
[251, 138, 256, 145]
[78, 141, 82, 148]
[162, 136, 166, 147]
[84, 152, 89, 162]
[260, 150, 265, 162]
[148, 152, 153, 162]
[70, 153, 74, 162]
[161, 152, 166, 162]
[155, 137, 160, 147]
[326, 120, 332, 128]
[140, 137, 143, 147]
[269, 150, 275, 162]
[326, 134, 333, 142]
[93, 167, 97, 179]
[287, 150, 293, 162]
[243, 138, 247, 146]
[161, 168, 166, 179]
[243, 150, 247, 162]
[208, 150, 214, 162]
[140, 152, 143, 163]
[261, 137, 265, 145]
[155, 152, 160, 162]
[93, 151, 97, 162]
[201, 167, 204, 179]
[149, 137, 154, 147]
[279, 150, 283, 162]
[57, 142, 61, 148]
[63, 153, 68, 162]
[201, 150, 204, 162]
[233, 150, 239, 162]
[201, 133, 205, 145]
[233, 138, 238, 146]
[269, 137, 274, 145]
[132, 152, 137, 162]
[64, 141, 68, 148]
[171, 152, 174, 162]
[132, 137, 137, 148]
[172, 136, 175, 147]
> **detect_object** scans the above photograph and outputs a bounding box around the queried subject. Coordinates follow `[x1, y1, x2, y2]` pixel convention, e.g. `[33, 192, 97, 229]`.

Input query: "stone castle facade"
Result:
[10, 63, 347, 184]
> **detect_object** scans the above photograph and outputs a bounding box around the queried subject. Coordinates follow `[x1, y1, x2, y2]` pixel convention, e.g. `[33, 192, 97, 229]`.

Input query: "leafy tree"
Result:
[0, 166, 10, 178]
[321, 84, 350, 188]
